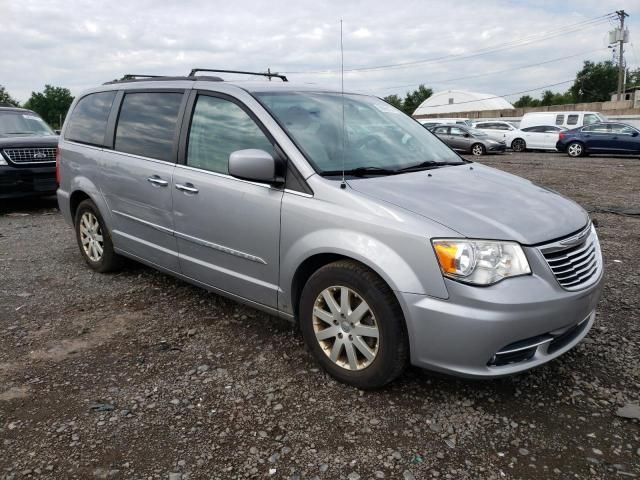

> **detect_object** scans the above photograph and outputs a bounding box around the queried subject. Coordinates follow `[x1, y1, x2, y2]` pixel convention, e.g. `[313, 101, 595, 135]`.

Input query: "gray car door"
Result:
[449, 126, 471, 151]
[100, 90, 186, 271]
[172, 91, 283, 308]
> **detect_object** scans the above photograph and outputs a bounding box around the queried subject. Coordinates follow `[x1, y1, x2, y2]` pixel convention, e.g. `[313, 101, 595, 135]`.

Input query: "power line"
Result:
[414, 79, 575, 110]
[282, 13, 616, 75]
[371, 48, 607, 93]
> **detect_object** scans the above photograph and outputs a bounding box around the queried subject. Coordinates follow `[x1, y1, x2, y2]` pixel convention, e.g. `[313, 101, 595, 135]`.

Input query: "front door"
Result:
[172, 92, 283, 308]
[100, 90, 186, 271]
[448, 126, 471, 151]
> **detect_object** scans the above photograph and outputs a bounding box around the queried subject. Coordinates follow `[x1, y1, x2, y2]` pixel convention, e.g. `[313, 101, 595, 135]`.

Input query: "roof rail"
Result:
[189, 68, 288, 82]
[103, 75, 224, 85]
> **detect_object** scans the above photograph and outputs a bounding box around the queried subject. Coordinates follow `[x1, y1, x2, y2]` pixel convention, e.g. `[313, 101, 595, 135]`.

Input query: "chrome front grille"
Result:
[539, 224, 602, 291]
[2, 147, 56, 164]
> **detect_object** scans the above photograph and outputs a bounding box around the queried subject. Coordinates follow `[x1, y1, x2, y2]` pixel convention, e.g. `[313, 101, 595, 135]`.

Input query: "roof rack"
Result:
[189, 68, 288, 82]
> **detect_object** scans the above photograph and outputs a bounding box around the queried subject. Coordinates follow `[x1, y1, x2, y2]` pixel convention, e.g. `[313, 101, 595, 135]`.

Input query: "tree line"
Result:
[0, 85, 74, 130]
[383, 61, 640, 113]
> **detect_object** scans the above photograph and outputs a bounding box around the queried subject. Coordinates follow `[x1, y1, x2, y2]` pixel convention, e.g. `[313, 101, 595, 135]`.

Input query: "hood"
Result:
[347, 163, 589, 245]
[0, 135, 59, 148]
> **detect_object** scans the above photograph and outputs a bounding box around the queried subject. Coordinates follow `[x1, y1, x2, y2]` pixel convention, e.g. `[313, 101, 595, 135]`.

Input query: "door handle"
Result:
[147, 176, 168, 187]
[175, 183, 199, 194]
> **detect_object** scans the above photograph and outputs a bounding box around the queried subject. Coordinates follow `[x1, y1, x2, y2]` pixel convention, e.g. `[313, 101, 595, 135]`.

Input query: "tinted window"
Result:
[187, 95, 273, 174]
[449, 127, 466, 135]
[66, 91, 116, 146]
[567, 114, 579, 125]
[610, 124, 636, 134]
[555, 114, 564, 125]
[433, 126, 448, 134]
[475, 123, 491, 129]
[521, 126, 539, 132]
[114, 92, 183, 161]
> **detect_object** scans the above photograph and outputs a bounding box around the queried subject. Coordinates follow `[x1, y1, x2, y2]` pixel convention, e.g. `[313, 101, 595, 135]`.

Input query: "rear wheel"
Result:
[299, 260, 409, 389]
[74, 199, 122, 273]
[471, 143, 485, 156]
[567, 142, 585, 157]
[511, 138, 526, 152]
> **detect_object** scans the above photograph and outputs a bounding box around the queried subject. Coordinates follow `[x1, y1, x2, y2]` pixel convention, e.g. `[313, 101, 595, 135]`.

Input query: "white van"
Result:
[519, 111, 605, 130]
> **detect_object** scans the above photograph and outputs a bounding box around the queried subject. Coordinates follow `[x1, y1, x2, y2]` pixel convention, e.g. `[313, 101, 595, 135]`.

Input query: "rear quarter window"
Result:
[555, 114, 565, 125]
[114, 92, 184, 162]
[65, 91, 117, 146]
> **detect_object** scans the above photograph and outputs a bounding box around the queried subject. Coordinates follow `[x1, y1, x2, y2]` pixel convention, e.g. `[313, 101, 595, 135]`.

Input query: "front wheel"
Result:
[299, 260, 409, 389]
[511, 138, 526, 152]
[471, 143, 485, 156]
[567, 142, 585, 157]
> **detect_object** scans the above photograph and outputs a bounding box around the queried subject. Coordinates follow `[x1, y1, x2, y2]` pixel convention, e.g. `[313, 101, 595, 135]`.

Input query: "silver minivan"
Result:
[57, 71, 604, 388]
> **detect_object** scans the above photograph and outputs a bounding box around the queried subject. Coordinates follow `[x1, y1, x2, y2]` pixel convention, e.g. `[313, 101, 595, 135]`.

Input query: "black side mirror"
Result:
[463, 133, 470, 138]
[632, 131, 639, 137]
[229, 149, 284, 185]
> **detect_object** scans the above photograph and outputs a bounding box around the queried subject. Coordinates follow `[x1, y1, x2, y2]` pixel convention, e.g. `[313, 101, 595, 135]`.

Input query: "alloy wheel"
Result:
[472, 144, 484, 156]
[512, 139, 525, 152]
[79, 212, 104, 262]
[567, 143, 583, 157]
[312, 286, 379, 371]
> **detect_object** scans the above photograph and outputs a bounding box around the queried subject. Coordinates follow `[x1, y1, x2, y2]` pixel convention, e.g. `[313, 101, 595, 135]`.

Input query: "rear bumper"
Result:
[0, 164, 57, 199]
[398, 250, 604, 378]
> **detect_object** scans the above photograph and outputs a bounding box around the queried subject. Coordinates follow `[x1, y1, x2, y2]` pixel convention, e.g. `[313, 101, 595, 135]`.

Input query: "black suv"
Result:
[0, 107, 59, 199]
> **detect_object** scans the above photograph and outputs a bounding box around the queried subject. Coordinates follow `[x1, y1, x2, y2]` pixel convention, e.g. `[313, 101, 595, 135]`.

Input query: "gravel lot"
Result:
[1, 152, 639, 480]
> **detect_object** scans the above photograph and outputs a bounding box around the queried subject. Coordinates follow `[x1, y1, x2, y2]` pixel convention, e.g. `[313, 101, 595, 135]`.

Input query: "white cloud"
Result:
[0, 0, 636, 103]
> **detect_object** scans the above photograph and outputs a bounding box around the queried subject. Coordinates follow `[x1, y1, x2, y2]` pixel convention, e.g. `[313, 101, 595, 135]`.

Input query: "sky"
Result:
[1, 0, 639, 105]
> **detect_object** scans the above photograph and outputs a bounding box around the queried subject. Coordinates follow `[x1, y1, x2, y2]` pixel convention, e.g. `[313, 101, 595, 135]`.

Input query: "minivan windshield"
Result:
[0, 111, 55, 137]
[254, 91, 464, 175]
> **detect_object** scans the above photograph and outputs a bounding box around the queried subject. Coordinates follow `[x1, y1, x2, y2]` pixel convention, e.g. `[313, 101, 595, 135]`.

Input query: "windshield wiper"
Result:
[395, 160, 464, 173]
[321, 166, 398, 177]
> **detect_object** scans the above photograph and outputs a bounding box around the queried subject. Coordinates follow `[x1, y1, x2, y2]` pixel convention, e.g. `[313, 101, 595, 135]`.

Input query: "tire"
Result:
[299, 260, 409, 389]
[74, 199, 122, 273]
[511, 138, 526, 152]
[471, 143, 485, 156]
[566, 141, 585, 158]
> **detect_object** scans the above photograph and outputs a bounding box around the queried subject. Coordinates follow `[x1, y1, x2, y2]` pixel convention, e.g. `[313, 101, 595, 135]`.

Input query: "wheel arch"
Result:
[511, 137, 526, 150]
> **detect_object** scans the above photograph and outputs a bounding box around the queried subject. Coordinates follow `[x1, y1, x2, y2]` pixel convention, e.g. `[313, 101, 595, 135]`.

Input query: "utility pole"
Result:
[616, 10, 629, 101]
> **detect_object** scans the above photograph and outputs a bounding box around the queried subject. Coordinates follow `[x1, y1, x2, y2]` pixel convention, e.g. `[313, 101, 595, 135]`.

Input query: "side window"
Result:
[449, 127, 465, 136]
[583, 124, 609, 133]
[567, 114, 579, 125]
[65, 91, 117, 146]
[114, 92, 183, 162]
[187, 95, 273, 174]
[583, 114, 599, 125]
[555, 114, 565, 125]
[433, 127, 448, 134]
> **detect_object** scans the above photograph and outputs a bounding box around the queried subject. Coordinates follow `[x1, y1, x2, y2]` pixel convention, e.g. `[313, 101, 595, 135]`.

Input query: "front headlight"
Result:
[0, 152, 7, 166]
[432, 239, 531, 285]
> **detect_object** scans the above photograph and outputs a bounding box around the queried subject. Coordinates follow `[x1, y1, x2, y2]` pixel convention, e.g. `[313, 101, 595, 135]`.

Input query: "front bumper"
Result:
[0, 164, 57, 199]
[487, 143, 506, 153]
[398, 245, 604, 378]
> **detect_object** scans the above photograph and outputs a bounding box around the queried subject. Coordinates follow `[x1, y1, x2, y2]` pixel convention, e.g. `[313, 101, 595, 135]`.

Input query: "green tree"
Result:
[627, 67, 640, 88]
[383, 94, 403, 110]
[569, 61, 618, 103]
[23, 85, 74, 129]
[513, 95, 538, 108]
[0, 85, 20, 107]
[402, 84, 433, 116]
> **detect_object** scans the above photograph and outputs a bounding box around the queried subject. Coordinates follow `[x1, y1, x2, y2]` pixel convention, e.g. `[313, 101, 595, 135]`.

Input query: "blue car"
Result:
[556, 122, 640, 157]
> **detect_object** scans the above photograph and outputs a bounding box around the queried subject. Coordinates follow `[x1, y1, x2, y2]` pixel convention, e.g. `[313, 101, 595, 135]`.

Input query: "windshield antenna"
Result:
[339, 19, 346, 189]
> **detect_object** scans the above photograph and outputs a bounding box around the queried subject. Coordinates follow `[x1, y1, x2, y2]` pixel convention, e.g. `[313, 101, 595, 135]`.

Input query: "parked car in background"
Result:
[519, 111, 605, 131]
[420, 121, 441, 130]
[506, 125, 566, 152]
[431, 124, 506, 155]
[418, 117, 472, 126]
[57, 72, 602, 388]
[556, 122, 640, 157]
[0, 107, 58, 199]
[471, 120, 517, 142]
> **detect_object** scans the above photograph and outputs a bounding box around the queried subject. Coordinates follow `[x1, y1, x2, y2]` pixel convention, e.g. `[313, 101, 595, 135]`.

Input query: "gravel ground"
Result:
[1, 151, 639, 480]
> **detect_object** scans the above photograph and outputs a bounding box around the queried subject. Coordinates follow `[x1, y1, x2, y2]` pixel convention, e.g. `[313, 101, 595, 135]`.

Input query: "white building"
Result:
[413, 90, 514, 116]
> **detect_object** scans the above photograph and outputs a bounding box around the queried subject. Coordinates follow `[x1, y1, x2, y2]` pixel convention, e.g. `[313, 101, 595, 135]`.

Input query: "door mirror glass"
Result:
[229, 149, 283, 184]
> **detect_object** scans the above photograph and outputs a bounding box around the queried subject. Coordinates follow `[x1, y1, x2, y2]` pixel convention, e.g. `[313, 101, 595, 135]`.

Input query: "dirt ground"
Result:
[1, 151, 639, 480]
